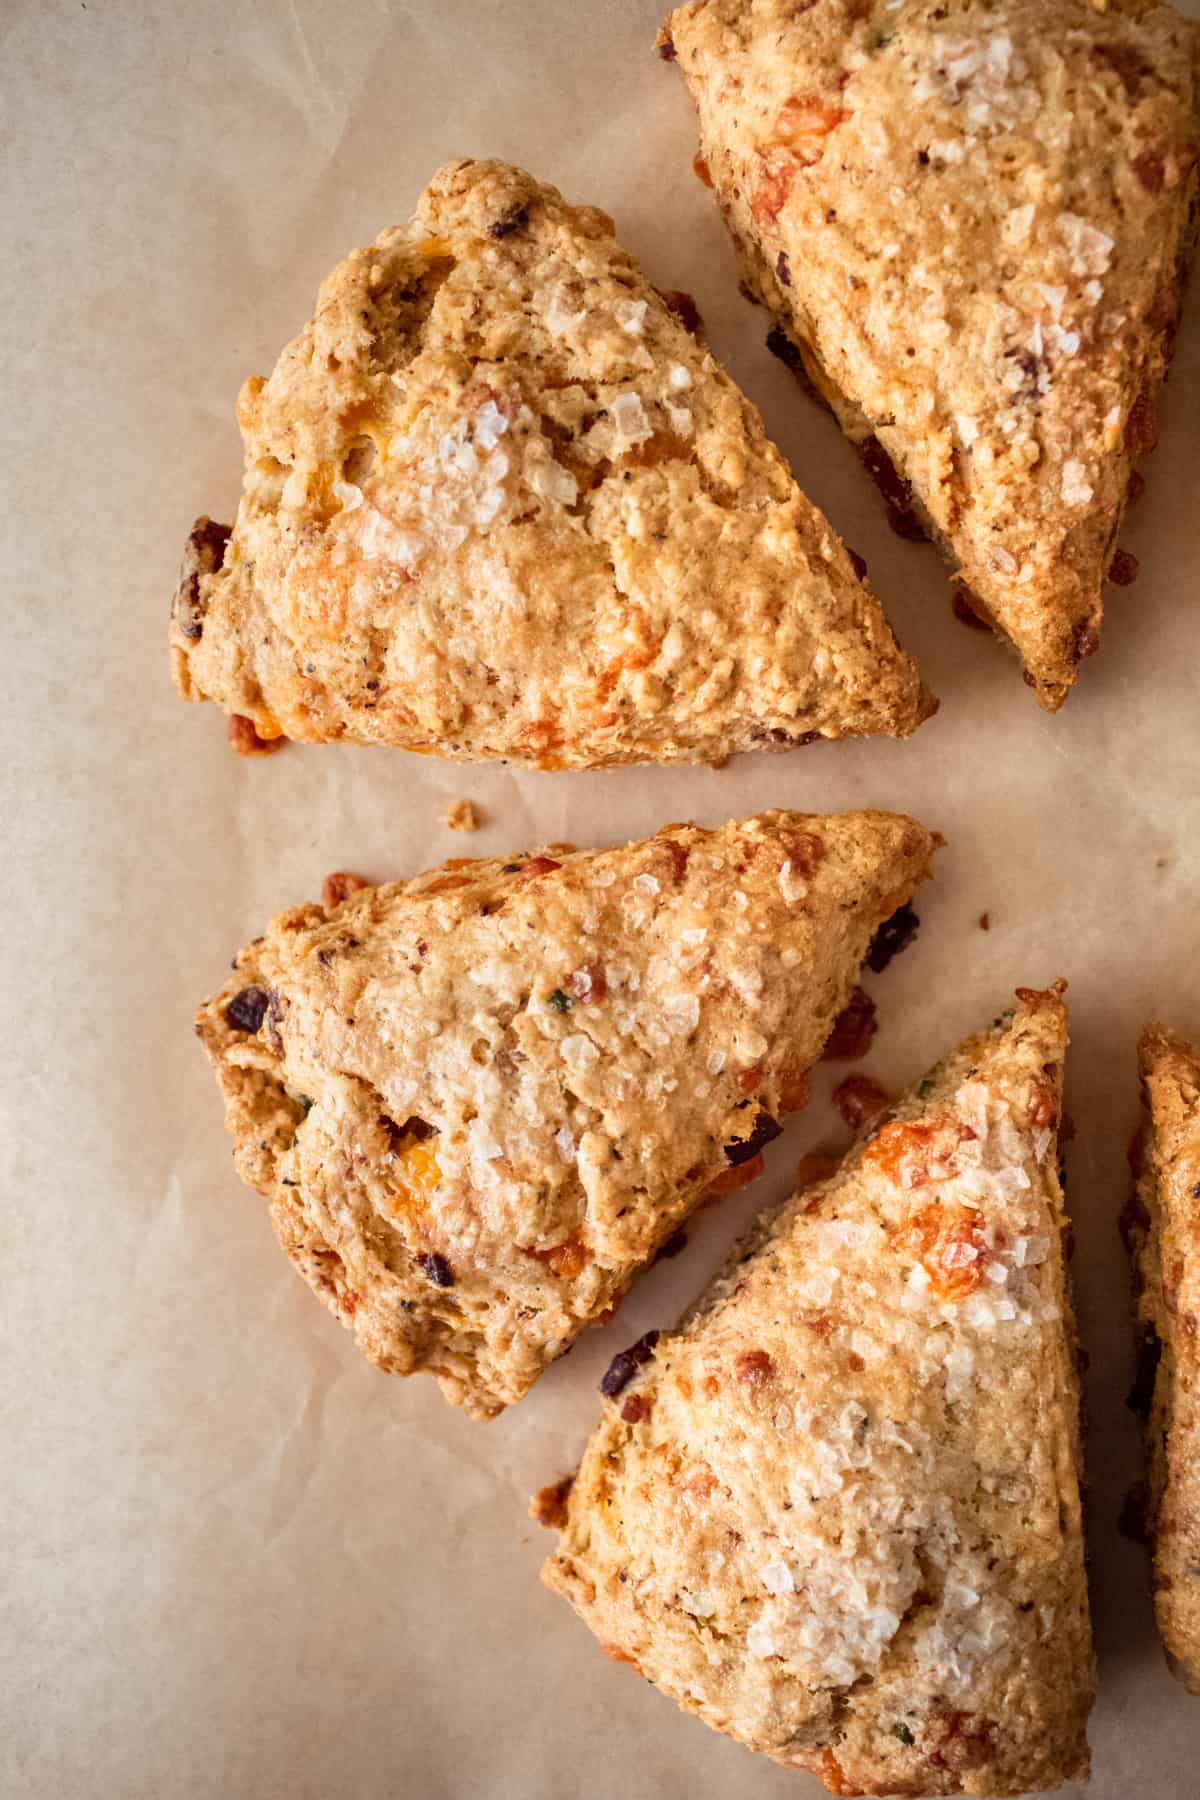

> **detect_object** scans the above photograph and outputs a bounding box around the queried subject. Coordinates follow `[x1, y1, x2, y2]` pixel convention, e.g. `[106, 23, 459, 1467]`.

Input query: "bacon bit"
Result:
[1126, 390, 1159, 457]
[813, 1747, 857, 1797]
[653, 1228, 688, 1263]
[657, 288, 703, 335]
[797, 1149, 841, 1188]
[1073, 618, 1102, 662]
[419, 871, 476, 895]
[569, 963, 608, 1003]
[776, 93, 845, 163]
[680, 1463, 719, 1500]
[952, 586, 996, 632]
[660, 837, 691, 885]
[734, 1349, 774, 1385]
[800, 1308, 835, 1338]
[600, 1330, 660, 1398]
[725, 1110, 783, 1166]
[866, 902, 921, 973]
[529, 1473, 575, 1529]
[693, 149, 714, 187]
[655, 28, 676, 61]
[739, 1067, 762, 1095]
[228, 713, 285, 756]
[823, 986, 878, 1061]
[702, 1373, 720, 1398]
[525, 1235, 589, 1280]
[340, 1288, 361, 1317]
[388, 1135, 441, 1224]
[859, 437, 926, 541]
[894, 1201, 988, 1302]
[864, 1113, 977, 1188]
[705, 1151, 765, 1198]
[600, 1641, 643, 1669]
[519, 855, 562, 878]
[779, 1065, 811, 1114]
[322, 869, 368, 910]
[1133, 149, 1166, 193]
[1108, 548, 1140, 586]
[1025, 1076, 1058, 1130]
[621, 1394, 651, 1425]
[924, 1711, 1000, 1774]
[751, 152, 796, 225]
[833, 1074, 890, 1131]
[784, 831, 825, 876]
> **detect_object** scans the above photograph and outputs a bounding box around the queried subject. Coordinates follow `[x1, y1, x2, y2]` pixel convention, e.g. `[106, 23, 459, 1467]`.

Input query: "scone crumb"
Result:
[444, 798, 480, 833]
[322, 870, 368, 910]
[228, 714, 284, 757]
[530, 1474, 575, 1530]
[979, 911, 991, 930]
[831, 1074, 890, 1131]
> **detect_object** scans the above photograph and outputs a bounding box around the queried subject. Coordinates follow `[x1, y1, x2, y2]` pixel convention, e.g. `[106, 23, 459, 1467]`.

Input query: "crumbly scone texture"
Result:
[196, 810, 938, 1419]
[170, 158, 932, 764]
[1127, 1025, 1200, 1694]
[665, 0, 1200, 709]
[544, 987, 1093, 1794]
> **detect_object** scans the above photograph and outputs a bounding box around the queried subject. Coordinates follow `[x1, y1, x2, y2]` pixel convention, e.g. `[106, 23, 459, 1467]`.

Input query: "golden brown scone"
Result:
[663, 0, 1200, 708]
[1125, 1025, 1200, 1694]
[196, 810, 938, 1418]
[170, 159, 933, 763]
[543, 985, 1093, 1794]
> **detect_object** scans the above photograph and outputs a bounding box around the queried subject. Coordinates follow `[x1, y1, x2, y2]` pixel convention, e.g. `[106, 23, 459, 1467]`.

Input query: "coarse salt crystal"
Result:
[333, 479, 364, 511]
[746, 1617, 776, 1659]
[990, 545, 1018, 575]
[954, 414, 978, 447]
[1061, 460, 1093, 506]
[614, 298, 647, 335]
[663, 992, 701, 1037]
[1005, 202, 1035, 243]
[555, 1126, 576, 1162]
[760, 1560, 795, 1596]
[707, 1048, 726, 1075]
[633, 873, 660, 897]
[610, 392, 653, 445]
[474, 401, 511, 450]
[668, 363, 692, 390]
[779, 861, 808, 906]
[1058, 213, 1114, 277]
[1034, 283, 1066, 320]
[559, 1032, 598, 1069]
[527, 459, 578, 505]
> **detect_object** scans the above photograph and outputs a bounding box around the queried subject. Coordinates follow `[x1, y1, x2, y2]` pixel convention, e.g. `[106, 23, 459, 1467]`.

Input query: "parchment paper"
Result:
[4, 1, 1199, 1794]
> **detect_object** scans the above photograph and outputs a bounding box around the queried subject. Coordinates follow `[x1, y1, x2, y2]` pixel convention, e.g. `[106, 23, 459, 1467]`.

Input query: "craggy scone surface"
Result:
[1127, 1026, 1200, 1693]
[196, 811, 937, 1419]
[170, 158, 931, 763]
[544, 987, 1093, 1794]
[665, 0, 1200, 707]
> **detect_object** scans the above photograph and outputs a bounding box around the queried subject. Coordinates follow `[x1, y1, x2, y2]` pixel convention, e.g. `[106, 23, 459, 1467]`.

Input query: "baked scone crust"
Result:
[196, 811, 938, 1418]
[664, 0, 1200, 708]
[1127, 1025, 1200, 1693]
[543, 986, 1093, 1794]
[170, 159, 932, 763]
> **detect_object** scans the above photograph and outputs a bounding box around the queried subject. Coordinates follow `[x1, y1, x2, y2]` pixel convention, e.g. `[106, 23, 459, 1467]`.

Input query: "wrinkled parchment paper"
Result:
[4, 1, 1200, 1793]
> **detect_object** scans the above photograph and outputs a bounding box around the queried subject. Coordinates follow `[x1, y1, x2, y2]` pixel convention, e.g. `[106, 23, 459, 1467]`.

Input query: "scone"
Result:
[542, 985, 1093, 1794]
[170, 159, 933, 764]
[196, 810, 938, 1418]
[662, 0, 1200, 708]
[1125, 1025, 1200, 1694]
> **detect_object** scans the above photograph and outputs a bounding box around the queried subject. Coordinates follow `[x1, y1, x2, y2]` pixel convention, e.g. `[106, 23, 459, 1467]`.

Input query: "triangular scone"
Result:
[1125, 1026, 1200, 1693]
[170, 159, 933, 764]
[663, 0, 1200, 708]
[196, 811, 938, 1419]
[543, 986, 1093, 1793]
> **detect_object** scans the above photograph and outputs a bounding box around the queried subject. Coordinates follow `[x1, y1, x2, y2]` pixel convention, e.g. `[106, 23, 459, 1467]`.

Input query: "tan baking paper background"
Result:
[4, 1, 1199, 1794]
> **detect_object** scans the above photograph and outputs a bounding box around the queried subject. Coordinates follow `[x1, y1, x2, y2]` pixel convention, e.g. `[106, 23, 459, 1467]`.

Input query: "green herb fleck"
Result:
[918, 1078, 935, 1098]
[891, 1722, 915, 1747]
[547, 988, 573, 1013]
